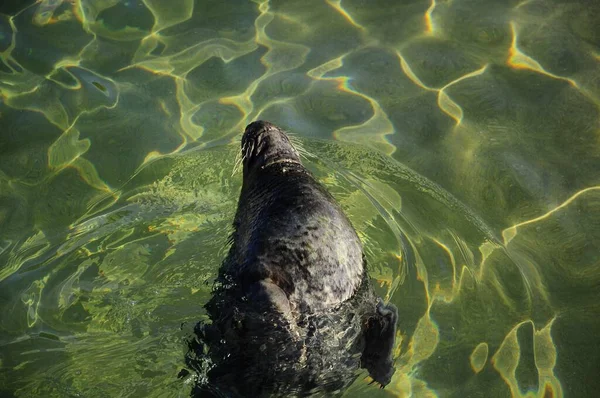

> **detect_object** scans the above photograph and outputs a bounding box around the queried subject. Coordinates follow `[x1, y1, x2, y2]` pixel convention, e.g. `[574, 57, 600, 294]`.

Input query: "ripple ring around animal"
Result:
[186, 121, 398, 397]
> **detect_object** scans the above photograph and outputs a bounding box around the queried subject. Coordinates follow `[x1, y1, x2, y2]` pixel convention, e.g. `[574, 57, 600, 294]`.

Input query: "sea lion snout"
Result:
[242, 120, 301, 173]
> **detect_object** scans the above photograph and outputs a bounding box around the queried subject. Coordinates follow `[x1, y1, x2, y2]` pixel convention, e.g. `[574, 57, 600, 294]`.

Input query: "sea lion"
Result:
[187, 121, 397, 397]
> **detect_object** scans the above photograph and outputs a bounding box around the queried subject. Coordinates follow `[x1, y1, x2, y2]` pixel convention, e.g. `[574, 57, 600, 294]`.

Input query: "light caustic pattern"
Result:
[0, 0, 600, 397]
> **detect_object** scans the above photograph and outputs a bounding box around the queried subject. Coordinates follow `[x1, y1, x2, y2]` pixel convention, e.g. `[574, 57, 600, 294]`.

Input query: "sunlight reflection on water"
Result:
[1, 0, 599, 396]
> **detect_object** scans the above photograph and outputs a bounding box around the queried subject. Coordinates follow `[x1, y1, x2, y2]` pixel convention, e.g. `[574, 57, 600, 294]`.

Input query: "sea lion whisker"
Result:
[232, 146, 243, 176]
[286, 132, 313, 159]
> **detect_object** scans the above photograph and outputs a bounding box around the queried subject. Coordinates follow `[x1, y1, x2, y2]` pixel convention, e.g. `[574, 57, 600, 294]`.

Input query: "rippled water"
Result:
[1, 0, 599, 396]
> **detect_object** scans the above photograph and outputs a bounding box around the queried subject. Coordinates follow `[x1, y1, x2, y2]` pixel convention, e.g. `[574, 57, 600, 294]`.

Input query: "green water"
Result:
[1, 0, 599, 396]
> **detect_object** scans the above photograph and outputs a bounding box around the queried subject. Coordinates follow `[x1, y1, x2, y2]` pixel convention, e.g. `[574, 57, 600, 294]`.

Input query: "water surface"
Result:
[1, 0, 599, 397]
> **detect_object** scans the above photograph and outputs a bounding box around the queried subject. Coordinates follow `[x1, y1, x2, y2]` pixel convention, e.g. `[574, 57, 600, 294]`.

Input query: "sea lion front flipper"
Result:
[361, 299, 398, 387]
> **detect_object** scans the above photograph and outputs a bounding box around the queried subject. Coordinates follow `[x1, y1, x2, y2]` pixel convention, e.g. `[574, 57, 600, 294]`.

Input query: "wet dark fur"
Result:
[187, 121, 397, 397]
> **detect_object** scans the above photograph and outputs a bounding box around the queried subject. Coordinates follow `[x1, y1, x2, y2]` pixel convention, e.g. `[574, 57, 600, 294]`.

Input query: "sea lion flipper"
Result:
[361, 299, 398, 387]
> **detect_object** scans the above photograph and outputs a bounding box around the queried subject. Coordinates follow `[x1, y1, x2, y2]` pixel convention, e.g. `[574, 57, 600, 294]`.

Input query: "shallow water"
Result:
[0, 0, 599, 396]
